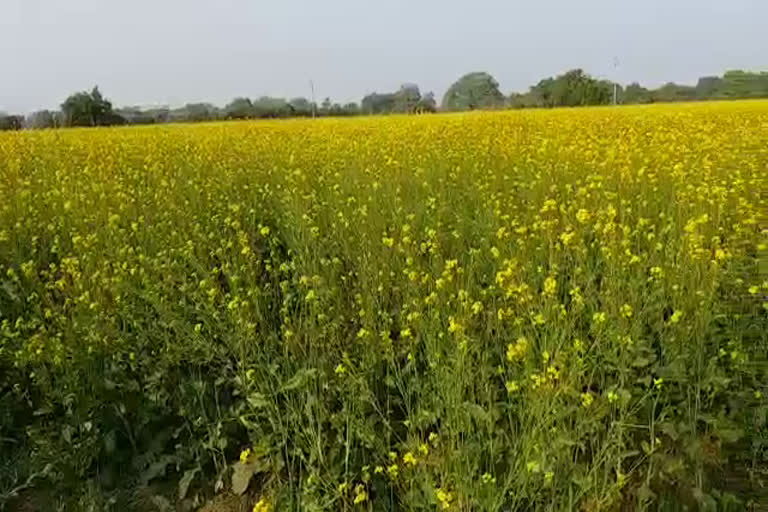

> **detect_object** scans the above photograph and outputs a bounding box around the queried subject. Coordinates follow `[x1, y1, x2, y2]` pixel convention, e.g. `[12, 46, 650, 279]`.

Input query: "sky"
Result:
[1, 0, 766, 113]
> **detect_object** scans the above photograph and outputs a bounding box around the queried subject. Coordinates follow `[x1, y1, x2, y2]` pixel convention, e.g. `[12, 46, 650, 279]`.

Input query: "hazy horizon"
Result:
[2, 0, 767, 114]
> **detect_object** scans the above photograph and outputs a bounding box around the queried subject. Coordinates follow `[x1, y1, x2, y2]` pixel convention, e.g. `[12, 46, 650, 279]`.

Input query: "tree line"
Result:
[2, 69, 767, 130]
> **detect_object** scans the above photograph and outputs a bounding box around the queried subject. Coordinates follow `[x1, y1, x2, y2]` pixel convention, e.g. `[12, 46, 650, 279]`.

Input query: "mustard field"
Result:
[1, 102, 767, 510]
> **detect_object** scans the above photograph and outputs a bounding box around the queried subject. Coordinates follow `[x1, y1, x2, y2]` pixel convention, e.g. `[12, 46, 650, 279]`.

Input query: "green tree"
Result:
[341, 102, 360, 116]
[717, 70, 768, 98]
[529, 69, 613, 107]
[695, 76, 724, 99]
[507, 91, 543, 109]
[393, 83, 422, 113]
[116, 107, 170, 125]
[170, 103, 220, 122]
[224, 97, 254, 119]
[320, 97, 332, 116]
[252, 97, 292, 118]
[361, 92, 396, 115]
[441, 72, 504, 111]
[0, 113, 23, 131]
[652, 83, 697, 102]
[416, 91, 437, 113]
[623, 82, 653, 104]
[25, 110, 57, 129]
[61, 86, 120, 126]
[288, 97, 313, 117]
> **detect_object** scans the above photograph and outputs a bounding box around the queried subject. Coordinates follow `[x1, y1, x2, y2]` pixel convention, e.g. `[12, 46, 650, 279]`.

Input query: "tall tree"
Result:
[416, 92, 437, 113]
[652, 83, 697, 102]
[288, 97, 313, 117]
[25, 110, 57, 129]
[0, 114, 23, 131]
[695, 76, 724, 99]
[224, 97, 254, 119]
[622, 83, 653, 104]
[717, 70, 768, 98]
[442, 72, 504, 111]
[61, 86, 119, 126]
[393, 83, 422, 113]
[171, 103, 220, 122]
[361, 93, 396, 115]
[251, 97, 292, 118]
[342, 102, 360, 116]
[529, 69, 613, 107]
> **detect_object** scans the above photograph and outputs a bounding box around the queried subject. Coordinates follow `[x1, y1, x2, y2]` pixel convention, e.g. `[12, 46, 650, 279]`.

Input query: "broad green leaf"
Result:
[280, 368, 317, 392]
[231, 459, 266, 495]
[248, 392, 269, 408]
[178, 467, 200, 500]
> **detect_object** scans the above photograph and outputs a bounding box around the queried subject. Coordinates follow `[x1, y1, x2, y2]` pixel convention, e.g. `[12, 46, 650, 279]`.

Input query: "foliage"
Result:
[168, 103, 220, 123]
[115, 107, 170, 125]
[0, 102, 767, 510]
[288, 97, 314, 117]
[442, 72, 505, 111]
[623, 83, 654, 104]
[17, 69, 768, 132]
[509, 69, 616, 108]
[224, 98, 254, 120]
[393, 84, 422, 113]
[714, 70, 768, 99]
[0, 115, 23, 131]
[696, 76, 724, 99]
[361, 84, 437, 115]
[511, 70, 768, 108]
[24, 110, 58, 130]
[61, 86, 123, 127]
[361, 92, 397, 115]
[651, 83, 698, 103]
[252, 97, 293, 119]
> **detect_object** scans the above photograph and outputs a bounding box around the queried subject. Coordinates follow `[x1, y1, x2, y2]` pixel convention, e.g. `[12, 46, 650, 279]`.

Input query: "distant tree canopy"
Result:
[394, 84, 421, 113]
[622, 83, 653, 104]
[0, 113, 23, 131]
[253, 97, 293, 118]
[537, 69, 615, 107]
[652, 83, 697, 103]
[361, 92, 395, 115]
[289, 97, 314, 117]
[61, 86, 122, 127]
[619, 70, 768, 104]
[25, 110, 58, 129]
[115, 107, 169, 125]
[360, 84, 437, 115]
[8, 69, 768, 131]
[442, 72, 504, 111]
[506, 69, 768, 108]
[509, 69, 616, 109]
[169, 103, 219, 123]
[708, 70, 768, 99]
[224, 97, 254, 119]
[695, 76, 723, 99]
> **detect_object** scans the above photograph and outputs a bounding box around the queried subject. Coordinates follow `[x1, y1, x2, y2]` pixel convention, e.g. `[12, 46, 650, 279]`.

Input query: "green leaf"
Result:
[141, 455, 177, 484]
[231, 459, 266, 495]
[636, 375, 652, 387]
[178, 467, 200, 500]
[631, 356, 651, 368]
[149, 495, 172, 512]
[462, 402, 490, 423]
[280, 368, 317, 392]
[248, 392, 269, 408]
[717, 427, 743, 444]
[637, 484, 656, 502]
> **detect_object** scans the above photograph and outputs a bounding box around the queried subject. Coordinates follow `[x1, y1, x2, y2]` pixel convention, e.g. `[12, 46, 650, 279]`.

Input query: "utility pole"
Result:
[613, 57, 620, 105]
[309, 80, 317, 118]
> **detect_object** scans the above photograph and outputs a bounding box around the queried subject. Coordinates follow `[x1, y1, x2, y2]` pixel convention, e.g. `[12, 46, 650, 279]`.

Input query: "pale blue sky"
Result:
[1, 0, 766, 113]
